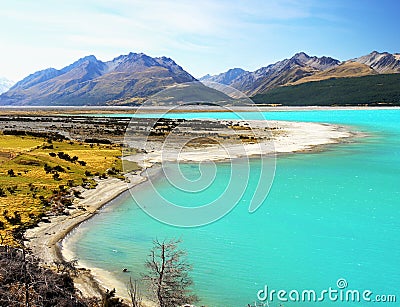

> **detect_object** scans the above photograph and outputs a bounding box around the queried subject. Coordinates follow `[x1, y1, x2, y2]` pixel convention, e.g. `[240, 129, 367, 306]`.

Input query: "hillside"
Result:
[143, 81, 249, 106]
[289, 61, 377, 85]
[251, 73, 400, 106]
[0, 53, 196, 106]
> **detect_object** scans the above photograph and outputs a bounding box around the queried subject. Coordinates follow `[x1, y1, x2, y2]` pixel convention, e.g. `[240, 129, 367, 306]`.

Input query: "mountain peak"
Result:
[199, 67, 248, 85]
[66, 55, 99, 67]
[200, 74, 211, 79]
[60, 55, 102, 75]
[292, 52, 310, 59]
[82, 55, 98, 62]
[370, 50, 389, 56]
[227, 68, 246, 73]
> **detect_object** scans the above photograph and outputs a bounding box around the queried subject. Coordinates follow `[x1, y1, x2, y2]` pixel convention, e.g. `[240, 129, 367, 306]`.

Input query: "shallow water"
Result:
[66, 109, 400, 306]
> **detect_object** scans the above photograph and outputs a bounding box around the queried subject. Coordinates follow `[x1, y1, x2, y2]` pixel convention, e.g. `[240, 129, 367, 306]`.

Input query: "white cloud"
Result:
[0, 0, 358, 80]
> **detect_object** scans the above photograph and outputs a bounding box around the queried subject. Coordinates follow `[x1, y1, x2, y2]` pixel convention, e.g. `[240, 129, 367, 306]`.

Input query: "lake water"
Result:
[65, 109, 400, 306]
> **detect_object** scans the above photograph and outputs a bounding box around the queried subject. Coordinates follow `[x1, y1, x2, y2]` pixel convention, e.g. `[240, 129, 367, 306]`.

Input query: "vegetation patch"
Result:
[252, 73, 400, 106]
[0, 133, 139, 245]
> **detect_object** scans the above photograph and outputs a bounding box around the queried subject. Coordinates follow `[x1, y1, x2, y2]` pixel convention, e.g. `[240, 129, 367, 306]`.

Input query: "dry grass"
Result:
[228, 124, 251, 131]
[0, 135, 45, 152]
[0, 133, 139, 245]
[289, 61, 377, 86]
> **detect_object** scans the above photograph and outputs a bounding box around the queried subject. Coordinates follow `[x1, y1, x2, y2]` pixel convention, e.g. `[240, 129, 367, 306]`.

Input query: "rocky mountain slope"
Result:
[0, 77, 14, 94]
[353, 51, 400, 73]
[0, 53, 196, 106]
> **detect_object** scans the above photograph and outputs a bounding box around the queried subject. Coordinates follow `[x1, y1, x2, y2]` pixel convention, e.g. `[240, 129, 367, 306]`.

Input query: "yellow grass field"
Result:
[0, 133, 138, 245]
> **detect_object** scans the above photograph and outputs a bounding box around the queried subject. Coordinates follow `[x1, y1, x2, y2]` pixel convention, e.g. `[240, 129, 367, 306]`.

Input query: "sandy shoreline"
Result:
[25, 174, 147, 298]
[25, 118, 359, 304]
[125, 120, 356, 165]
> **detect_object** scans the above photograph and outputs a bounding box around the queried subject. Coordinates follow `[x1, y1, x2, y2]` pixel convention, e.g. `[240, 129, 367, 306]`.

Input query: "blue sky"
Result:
[1, 0, 399, 81]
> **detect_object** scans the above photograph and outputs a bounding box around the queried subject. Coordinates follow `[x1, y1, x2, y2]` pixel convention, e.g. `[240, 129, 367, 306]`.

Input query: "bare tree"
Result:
[127, 277, 142, 307]
[143, 238, 198, 307]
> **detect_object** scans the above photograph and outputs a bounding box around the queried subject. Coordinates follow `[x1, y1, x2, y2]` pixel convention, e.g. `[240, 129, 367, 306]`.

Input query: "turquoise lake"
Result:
[67, 109, 400, 306]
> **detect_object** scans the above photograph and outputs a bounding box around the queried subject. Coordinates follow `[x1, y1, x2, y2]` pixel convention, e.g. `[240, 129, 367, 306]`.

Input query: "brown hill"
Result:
[288, 61, 377, 85]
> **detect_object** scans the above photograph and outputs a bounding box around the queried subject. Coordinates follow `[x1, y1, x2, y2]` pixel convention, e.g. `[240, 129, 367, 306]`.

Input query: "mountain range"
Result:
[200, 51, 400, 96]
[0, 53, 195, 106]
[0, 50, 399, 106]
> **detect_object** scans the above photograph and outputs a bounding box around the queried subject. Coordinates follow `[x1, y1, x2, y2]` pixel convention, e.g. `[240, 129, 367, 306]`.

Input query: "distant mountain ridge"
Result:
[200, 68, 248, 85]
[202, 51, 399, 96]
[0, 77, 14, 94]
[1, 53, 195, 106]
[201, 52, 340, 96]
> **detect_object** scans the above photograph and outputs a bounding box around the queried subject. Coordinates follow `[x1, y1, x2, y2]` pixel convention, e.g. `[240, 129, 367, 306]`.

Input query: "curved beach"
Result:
[25, 119, 358, 302]
[25, 174, 147, 298]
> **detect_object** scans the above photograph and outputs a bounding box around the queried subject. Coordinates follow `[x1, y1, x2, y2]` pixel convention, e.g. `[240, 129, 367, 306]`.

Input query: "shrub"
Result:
[0, 246, 97, 306]
[4, 211, 21, 226]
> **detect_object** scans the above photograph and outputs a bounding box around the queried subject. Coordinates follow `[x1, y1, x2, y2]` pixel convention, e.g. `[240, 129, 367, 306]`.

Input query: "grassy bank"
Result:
[0, 132, 137, 245]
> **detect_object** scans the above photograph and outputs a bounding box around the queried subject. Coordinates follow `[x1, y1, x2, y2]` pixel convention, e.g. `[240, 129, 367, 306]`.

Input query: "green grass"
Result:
[252, 73, 400, 106]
